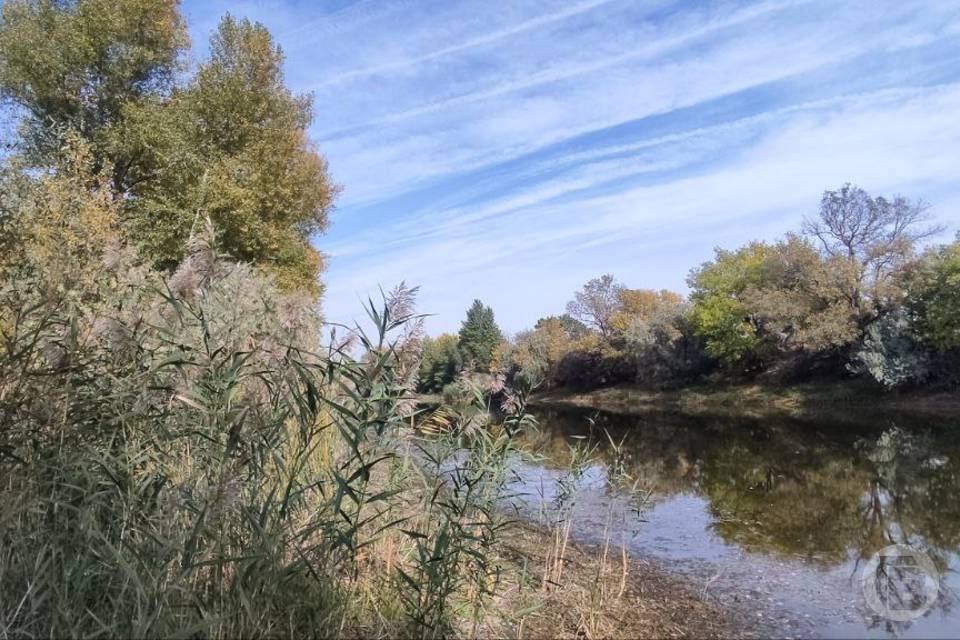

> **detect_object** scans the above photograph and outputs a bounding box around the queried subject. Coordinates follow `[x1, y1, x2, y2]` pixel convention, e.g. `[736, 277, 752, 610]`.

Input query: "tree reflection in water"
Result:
[524, 408, 960, 630]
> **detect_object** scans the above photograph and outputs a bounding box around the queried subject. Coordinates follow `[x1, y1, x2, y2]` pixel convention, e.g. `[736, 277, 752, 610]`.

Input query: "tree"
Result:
[418, 334, 462, 393]
[745, 234, 861, 354]
[908, 238, 960, 352]
[0, 6, 337, 297]
[566, 274, 622, 338]
[511, 317, 576, 387]
[611, 288, 684, 333]
[535, 314, 589, 339]
[0, 0, 187, 186]
[123, 15, 337, 295]
[803, 184, 943, 322]
[618, 294, 706, 385]
[457, 300, 502, 372]
[687, 243, 772, 368]
[0, 136, 124, 299]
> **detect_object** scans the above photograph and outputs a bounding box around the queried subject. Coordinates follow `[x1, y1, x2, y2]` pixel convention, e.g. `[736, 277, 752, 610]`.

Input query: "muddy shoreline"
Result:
[498, 522, 769, 639]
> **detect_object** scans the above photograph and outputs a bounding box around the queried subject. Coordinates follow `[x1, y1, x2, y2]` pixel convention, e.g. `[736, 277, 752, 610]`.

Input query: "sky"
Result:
[180, 0, 960, 336]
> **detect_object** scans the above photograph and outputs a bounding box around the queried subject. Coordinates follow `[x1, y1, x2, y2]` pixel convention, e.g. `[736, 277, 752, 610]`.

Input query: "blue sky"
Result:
[181, 0, 960, 336]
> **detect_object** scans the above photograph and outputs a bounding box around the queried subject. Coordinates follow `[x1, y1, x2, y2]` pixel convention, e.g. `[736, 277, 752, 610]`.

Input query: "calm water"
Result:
[509, 407, 960, 638]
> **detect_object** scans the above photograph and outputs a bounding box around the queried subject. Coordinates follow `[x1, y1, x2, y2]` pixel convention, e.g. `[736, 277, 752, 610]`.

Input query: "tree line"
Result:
[421, 185, 959, 394]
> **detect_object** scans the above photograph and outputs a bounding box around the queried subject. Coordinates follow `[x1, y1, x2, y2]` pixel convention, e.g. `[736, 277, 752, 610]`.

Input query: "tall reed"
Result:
[0, 221, 532, 638]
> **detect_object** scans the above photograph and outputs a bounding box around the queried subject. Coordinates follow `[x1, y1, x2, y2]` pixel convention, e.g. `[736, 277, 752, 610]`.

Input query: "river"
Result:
[508, 406, 960, 638]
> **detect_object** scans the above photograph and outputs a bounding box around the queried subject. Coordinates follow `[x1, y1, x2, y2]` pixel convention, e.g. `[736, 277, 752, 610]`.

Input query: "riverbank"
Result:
[530, 380, 960, 423]
[491, 523, 751, 639]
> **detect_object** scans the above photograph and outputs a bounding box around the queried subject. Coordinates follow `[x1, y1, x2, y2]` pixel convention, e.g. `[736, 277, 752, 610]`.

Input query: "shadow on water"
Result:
[509, 407, 960, 638]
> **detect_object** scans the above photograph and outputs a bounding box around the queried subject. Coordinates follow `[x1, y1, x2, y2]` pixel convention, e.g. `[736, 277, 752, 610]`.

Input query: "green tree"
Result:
[457, 300, 502, 372]
[909, 238, 960, 351]
[687, 242, 772, 368]
[418, 333, 462, 393]
[0, 5, 336, 297]
[0, 0, 187, 185]
[125, 15, 336, 294]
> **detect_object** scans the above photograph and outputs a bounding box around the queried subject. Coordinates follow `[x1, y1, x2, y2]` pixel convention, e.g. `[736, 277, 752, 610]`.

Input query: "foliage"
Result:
[0, 218, 334, 637]
[687, 242, 772, 368]
[611, 288, 684, 333]
[0, 9, 532, 638]
[124, 15, 337, 294]
[457, 299, 502, 372]
[684, 185, 944, 374]
[509, 317, 577, 388]
[491, 186, 954, 392]
[803, 183, 941, 322]
[0, 200, 533, 636]
[541, 313, 589, 338]
[555, 346, 635, 392]
[909, 238, 960, 352]
[849, 310, 930, 388]
[745, 234, 861, 354]
[418, 333, 462, 393]
[0, 4, 336, 297]
[0, 137, 123, 297]
[621, 298, 705, 385]
[0, 0, 187, 170]
[566, 274, 622, 338]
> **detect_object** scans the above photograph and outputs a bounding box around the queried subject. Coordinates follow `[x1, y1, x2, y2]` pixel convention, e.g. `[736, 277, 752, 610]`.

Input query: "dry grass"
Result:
[492, 524, 745, 639]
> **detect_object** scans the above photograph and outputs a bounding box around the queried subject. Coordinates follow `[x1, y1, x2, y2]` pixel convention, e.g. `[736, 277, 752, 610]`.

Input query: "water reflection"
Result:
[518, 407, 960, 637]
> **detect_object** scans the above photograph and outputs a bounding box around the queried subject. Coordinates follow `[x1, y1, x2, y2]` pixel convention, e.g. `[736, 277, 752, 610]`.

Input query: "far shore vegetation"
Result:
[420, 186, 959, 414]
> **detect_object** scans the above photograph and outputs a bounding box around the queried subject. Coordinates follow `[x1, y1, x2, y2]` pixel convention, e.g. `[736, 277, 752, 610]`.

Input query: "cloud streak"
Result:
[182, 0, 960, 334]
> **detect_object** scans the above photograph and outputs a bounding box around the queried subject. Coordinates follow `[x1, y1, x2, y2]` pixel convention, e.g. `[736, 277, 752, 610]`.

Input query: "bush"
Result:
[555, 348, 635, 392]
[621, 301, 708, 386]
[849, 310, 930, 388]
[418, 333, 462, 393]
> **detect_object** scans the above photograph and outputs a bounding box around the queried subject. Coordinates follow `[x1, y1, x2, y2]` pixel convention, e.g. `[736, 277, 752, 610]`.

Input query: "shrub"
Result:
[622, 302, 707, 386]
[418, 333, 462, 393]
[555, 348, 635, 392]
[849, 310, 930, 388]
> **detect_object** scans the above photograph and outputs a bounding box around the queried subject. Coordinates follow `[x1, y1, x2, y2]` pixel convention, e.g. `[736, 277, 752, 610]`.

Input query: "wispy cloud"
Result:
[183, 0, 960, 334]
[314, 1, 960, 208]
[308, 0, 621, 89]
